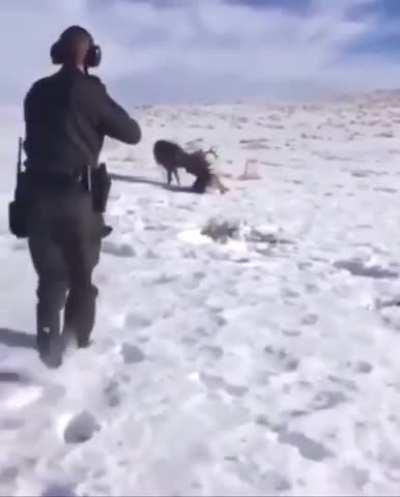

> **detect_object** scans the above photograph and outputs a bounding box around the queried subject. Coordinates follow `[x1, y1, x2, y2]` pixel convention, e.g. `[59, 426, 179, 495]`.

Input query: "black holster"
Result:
[91, 163, 111, 213]
[9, 171, 31, 238]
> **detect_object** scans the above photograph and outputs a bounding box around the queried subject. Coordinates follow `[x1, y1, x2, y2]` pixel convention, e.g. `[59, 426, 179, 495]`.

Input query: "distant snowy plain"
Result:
[1, 94, 400, 496]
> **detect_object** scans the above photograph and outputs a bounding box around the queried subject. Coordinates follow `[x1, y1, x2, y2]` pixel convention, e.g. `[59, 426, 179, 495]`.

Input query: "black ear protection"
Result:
[50, 26, 102, 68]
[85, 44, 102, 68]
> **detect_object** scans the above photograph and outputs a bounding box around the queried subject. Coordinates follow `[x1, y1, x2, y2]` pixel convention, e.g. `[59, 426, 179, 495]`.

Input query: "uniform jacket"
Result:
[24, 67, 141, 176]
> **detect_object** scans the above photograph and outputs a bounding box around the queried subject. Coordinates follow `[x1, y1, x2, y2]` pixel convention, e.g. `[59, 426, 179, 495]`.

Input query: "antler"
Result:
[205, 146, 218, 159]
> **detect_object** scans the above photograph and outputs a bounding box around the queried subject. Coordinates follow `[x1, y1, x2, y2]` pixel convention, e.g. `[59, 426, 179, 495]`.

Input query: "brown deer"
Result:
[153, 140, 228, 194]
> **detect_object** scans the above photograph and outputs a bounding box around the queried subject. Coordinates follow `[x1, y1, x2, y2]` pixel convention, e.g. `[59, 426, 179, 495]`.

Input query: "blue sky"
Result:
[1, 0, 400, 106]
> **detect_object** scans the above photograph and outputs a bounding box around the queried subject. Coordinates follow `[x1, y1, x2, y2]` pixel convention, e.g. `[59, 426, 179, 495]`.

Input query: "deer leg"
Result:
[174, 169, 180, 186]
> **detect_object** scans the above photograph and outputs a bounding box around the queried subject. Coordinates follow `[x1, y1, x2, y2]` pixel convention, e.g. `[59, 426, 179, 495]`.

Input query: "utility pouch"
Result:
[91, 162, 111, 213]
[9, 138, 30, 238]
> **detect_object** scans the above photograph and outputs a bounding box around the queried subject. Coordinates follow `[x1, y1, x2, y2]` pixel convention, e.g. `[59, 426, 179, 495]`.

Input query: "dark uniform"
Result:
[24, 66, 141, 365]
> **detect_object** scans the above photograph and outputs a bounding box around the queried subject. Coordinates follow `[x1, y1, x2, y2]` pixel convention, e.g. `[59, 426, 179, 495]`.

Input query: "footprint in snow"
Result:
[125, 313, 152, 329]
[199, 372, 248, 397]
[375, 298, 400, 310]
[121, 343, 146, 364]
[334, 259, 398, 280]
[102, 241, 136, 258]
[347, 360, 373, 374]
[0, 370, 31, 384]
[278, 430, 334, 461]
[104, 380, 122, 408]
[374, 187, 397, 194]
[281, 329, 302, 338]
[12, 241, 28, 252]
[42, 483, 77, 497]
[301, 314, 319, 326]
[199, 345, 224, 360]
[0, 370, 65, 411]
[263, 346, 300, 373]
[63, 411, 100, 444]
[310, 390, 348, 411]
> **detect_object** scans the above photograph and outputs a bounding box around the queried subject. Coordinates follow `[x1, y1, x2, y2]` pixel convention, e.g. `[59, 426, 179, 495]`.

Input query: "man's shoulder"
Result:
[29, 71, 104, 88]
[85, 74, 107, 94]
[87, 74, 102, 84]
[26, 73, 59, 97]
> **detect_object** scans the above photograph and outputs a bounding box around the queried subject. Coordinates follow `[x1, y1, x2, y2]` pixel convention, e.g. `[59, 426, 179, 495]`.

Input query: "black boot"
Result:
[64, 285, 97, 349]
[37, 303, 63, 369]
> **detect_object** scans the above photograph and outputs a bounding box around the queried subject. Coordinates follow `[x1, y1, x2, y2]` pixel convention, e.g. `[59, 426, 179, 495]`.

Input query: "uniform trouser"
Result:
[29, 230, 100, 348]
[27, 182, 102, 352]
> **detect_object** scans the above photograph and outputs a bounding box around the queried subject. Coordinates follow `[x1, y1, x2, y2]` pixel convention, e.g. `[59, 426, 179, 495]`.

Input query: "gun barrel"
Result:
[17, 138, 23, 175]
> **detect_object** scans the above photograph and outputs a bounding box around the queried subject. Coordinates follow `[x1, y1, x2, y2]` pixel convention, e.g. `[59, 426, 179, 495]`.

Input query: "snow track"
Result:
[1, 97, 400, 495]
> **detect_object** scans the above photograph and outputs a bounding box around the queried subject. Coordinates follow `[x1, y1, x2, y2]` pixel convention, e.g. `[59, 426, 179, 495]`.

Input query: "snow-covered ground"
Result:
[1, 94, 400, 496]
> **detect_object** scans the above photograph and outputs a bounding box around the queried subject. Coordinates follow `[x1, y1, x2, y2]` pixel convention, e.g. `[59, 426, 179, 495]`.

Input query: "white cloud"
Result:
[0, 0, 398, 105]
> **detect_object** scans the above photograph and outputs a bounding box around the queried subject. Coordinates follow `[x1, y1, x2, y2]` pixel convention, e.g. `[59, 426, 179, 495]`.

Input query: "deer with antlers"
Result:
[153, 140, 228, 194]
